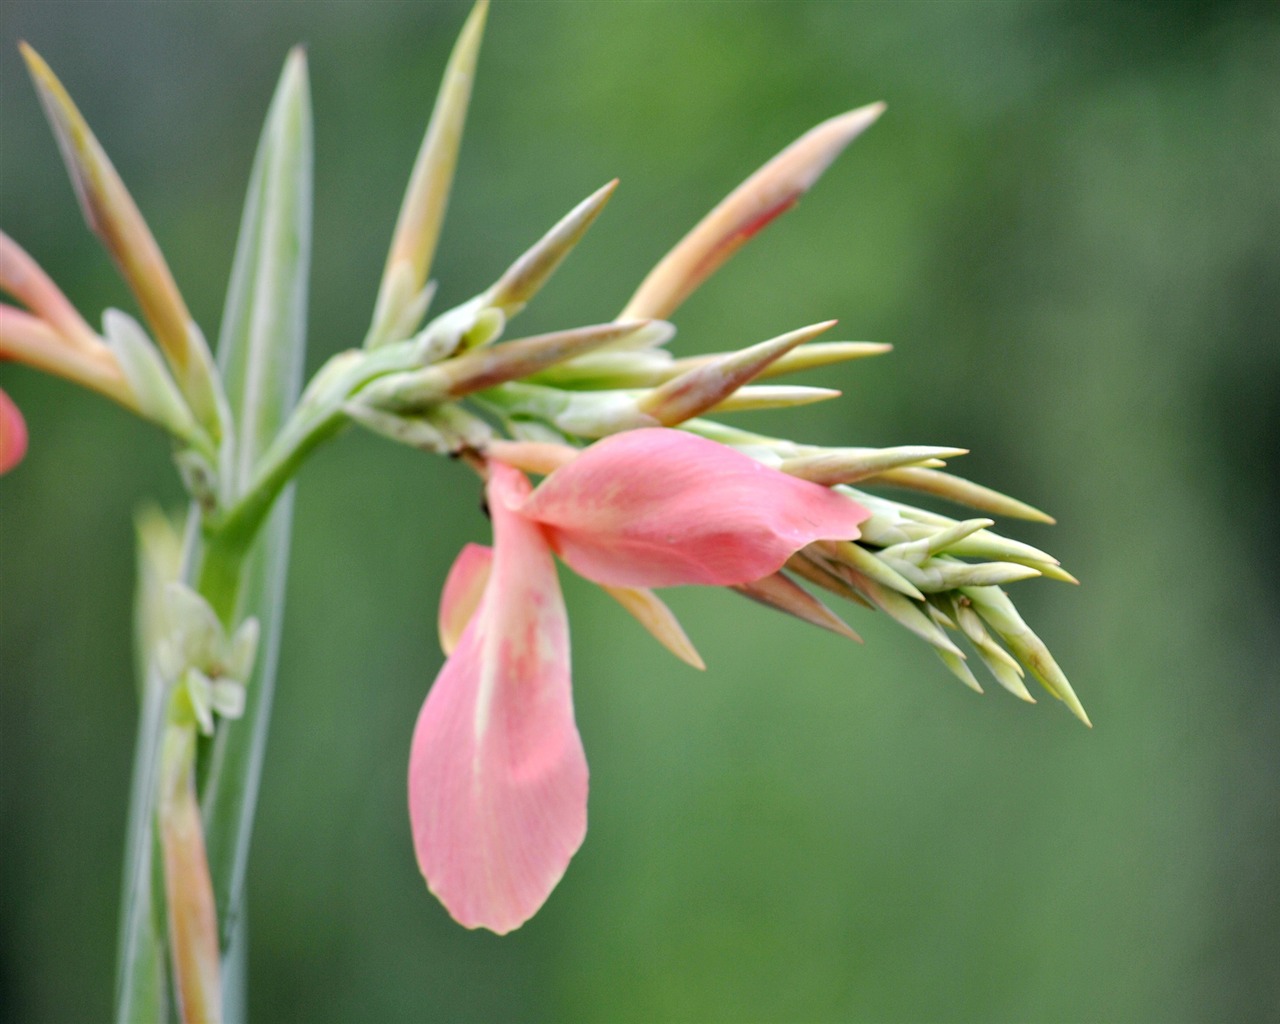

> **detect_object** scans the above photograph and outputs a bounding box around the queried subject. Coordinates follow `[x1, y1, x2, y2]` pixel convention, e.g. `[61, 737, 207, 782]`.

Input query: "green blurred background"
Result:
[2, 2, 1277, 1021]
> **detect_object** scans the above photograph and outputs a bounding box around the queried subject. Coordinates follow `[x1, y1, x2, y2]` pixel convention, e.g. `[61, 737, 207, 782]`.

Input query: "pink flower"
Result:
[0, 386, 27, 474]
[408, 427, 869, 933]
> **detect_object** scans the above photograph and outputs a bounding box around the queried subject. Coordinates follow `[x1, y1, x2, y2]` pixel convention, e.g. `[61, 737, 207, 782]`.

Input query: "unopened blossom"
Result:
[409, 428, 868, 933]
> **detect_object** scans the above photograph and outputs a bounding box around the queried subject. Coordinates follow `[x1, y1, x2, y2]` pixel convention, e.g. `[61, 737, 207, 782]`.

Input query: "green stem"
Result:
[211, 341, 418, 547]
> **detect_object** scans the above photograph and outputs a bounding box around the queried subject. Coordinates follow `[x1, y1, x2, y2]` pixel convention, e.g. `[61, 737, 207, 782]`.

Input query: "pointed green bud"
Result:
[924, 598, 958, 631]
[962, 586, 1089, 725]
[638, 321, 835, 426]
[368, 0, 488, 346]
[668, 340, 892, 381]
[972, 644, 1034, 702]
[477, 382, 654, 438]
[367, 321, 657, 411]
[708, 384, 841, 414]
[529, 348, 675, 389]
[934, 647, 984, 694]
[445, 321, 661, 397]
[803, 544, 962, 654]
[622, 103, 885, 320]
[880, 518, 994, 565]
[950, 598, 1023, 674]
[952, 601, 1035, 702]
[833, 565, 964, 657]
[781, 446, 968, 486]
[876, 466, 1055, 523]
[785, 551, 874, 609]
[818, 539, 925, 601]
[733, 571, 862, 642]
[486, 180, 618, 317]
[940, 529, 1059, 568]
[760, 341, 893, 377]
[880, 555, 1041, 593]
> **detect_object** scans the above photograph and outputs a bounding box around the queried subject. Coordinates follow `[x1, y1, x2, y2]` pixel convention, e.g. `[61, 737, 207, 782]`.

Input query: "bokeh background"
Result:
[2, 2, 1277, 1021]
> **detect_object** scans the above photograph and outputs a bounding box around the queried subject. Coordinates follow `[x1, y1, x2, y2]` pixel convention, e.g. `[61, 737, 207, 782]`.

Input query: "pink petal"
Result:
[409, 463, 587, 934]
[520, 428, 869, 588]
[437, 543, 493, 656]
[0, 387, 27, 474]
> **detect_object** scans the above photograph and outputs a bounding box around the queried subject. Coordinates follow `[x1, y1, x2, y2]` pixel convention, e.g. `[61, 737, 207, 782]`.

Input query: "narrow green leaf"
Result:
[196, 45, 312, 988]
[216, 47, 312, 494]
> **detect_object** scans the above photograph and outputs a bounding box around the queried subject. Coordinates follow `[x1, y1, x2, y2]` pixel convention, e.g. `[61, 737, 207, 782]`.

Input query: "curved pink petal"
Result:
[0, 387, 27, 474]
[437, 543, 493, 656]
[409, 463, 587, 934]
[520, 428, 869, 588]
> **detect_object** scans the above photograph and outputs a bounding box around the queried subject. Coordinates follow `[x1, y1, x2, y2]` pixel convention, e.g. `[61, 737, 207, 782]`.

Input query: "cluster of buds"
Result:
[319, 17, 1085, 726]
[1, 0, 1082, 950]
[288, 3, 1083, 933]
